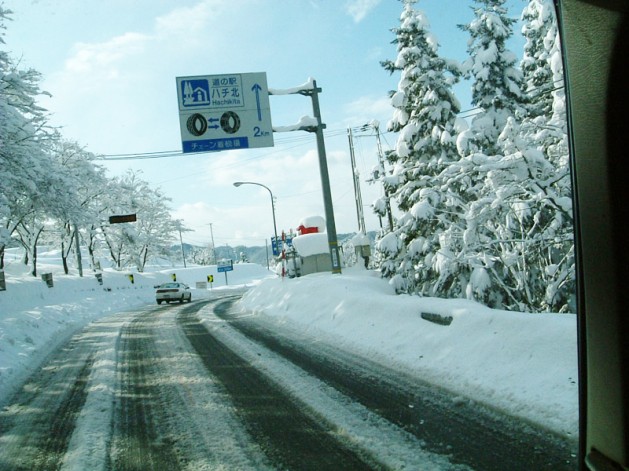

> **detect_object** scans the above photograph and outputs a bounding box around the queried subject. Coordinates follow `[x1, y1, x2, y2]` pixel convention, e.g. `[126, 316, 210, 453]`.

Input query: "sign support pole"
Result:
[298, 81, 342, 274]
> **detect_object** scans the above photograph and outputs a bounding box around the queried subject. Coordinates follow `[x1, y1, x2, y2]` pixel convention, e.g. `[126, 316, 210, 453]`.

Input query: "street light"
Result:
[233, 181, 279, 256]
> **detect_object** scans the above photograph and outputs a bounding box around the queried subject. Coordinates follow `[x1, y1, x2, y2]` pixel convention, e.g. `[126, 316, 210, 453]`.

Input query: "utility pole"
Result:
[299, 80, 342, 274]
[347, 127, 366, 234]
[373, 122, 394, 232]
[178, 228, 187, 268]
[209, 223, 216, 265]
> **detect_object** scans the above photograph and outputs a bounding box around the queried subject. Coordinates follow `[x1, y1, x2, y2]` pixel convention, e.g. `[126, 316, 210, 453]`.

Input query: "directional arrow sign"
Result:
[176, 72, 274, 154]
[252, 83, 263, 121]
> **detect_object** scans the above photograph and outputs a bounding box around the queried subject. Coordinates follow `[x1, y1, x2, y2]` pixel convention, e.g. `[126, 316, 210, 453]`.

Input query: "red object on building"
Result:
[297, 224, 319, 235]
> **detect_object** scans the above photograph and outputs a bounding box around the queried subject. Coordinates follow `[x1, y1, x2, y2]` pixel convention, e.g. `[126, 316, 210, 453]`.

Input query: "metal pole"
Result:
[267, 186, 279, 253]
[302, 80, 342, 274]
[209, 223, 216, 265]
[178, 228, 187, 268]
[374, 123, 394, 232]
[348, 127, 366, 233]
[233, 182, 279, 257]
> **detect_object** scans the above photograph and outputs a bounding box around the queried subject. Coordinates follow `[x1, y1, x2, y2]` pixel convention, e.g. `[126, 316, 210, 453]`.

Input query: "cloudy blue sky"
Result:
[4, 0, 525, 248]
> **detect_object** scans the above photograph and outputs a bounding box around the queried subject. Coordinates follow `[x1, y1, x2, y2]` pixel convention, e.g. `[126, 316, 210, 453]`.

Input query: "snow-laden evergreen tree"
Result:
[378, 0, 465, 295]
[445, 0, 573, 311]
[480, 0, 574, 312]
[458, 0, 525, 156]
[521, 0, 558, 118]
[514, 0, 574, 311]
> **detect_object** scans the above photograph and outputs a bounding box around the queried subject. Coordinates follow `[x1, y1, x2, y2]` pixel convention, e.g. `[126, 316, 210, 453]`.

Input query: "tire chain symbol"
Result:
[220, 111, 241, 134]
[186, 113, 207, 136]
[187, 111, 241, 137]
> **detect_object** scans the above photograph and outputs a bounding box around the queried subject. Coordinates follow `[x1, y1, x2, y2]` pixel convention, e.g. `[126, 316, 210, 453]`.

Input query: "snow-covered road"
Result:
[0, 294, 577, 470]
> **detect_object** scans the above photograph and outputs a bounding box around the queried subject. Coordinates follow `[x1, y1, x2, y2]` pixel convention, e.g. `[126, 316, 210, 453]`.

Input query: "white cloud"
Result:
[344, 0, 381, 23]
[341, 94, 393, 127]
[154, 0, 228, 38]
[65, 32, 151, 74]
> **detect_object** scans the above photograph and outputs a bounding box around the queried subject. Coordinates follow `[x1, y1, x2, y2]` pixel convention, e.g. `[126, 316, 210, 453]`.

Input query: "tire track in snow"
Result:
[0, 333, 96, 470]
[184, 300, 470, 470]
[109, 310, 181, 471]
[177, 301, 380, 471]
[107, 303, 273, 470]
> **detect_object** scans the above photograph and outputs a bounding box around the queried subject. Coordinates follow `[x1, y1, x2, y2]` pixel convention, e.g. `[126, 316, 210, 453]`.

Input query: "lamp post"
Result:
[233, 181, 279, 256]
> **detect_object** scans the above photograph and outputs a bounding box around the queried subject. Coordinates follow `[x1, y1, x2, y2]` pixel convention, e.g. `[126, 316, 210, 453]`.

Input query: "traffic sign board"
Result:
[217, 259, 234, 273]
[176, 72, 274, 153]
[271, 234, 293, 256]
[109, 214, 137, 224]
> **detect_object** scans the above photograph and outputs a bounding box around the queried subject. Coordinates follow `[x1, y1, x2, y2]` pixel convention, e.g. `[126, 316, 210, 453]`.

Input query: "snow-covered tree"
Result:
[521, 0, 559, 119]
[379, 0, 465, 295]
[458, 0, 525, 156]
[46, 138, 109, 274]
[0, 6, 54, 268]
[446, 0, 573, 311]
[446, 115, 572, 311]
[100, 171, 183, 272]
[515, 0, 573, 311]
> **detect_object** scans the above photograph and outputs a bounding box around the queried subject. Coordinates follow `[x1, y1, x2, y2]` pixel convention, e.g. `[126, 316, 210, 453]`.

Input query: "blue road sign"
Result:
[217, 259, 234, 273]
[183, 137, 249, 153]
[176, 72, 274, 153]
[271, 235, 293, 256]
[181, 79, 211, 108]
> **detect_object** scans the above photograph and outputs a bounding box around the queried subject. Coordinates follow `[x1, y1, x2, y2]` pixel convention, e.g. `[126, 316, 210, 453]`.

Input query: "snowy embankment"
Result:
[0, 249, 578, 439]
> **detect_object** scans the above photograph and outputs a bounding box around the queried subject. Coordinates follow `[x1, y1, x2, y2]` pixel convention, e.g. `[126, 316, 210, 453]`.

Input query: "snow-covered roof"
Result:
[292, 232, 329, 256]
[351, 232, 370, 246]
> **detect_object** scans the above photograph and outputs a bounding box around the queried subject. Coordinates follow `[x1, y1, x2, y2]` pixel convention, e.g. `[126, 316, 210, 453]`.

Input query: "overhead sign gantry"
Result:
[176, 72, 274, 153]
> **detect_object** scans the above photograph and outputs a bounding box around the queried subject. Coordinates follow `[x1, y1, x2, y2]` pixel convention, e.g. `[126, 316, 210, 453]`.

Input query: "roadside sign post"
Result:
[176, 73, 274, 153]
[269, 79, 342, 274]
[271, 233, 293, 256]
[217, 259, 234, 285]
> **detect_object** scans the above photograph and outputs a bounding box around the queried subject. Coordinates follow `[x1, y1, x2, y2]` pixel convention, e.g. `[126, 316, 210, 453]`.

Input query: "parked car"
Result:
[155, 282, 192, 304]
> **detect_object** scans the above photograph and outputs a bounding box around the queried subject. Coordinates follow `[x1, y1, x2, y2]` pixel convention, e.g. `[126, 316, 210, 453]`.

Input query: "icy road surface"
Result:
[0, 296, 577, 470]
